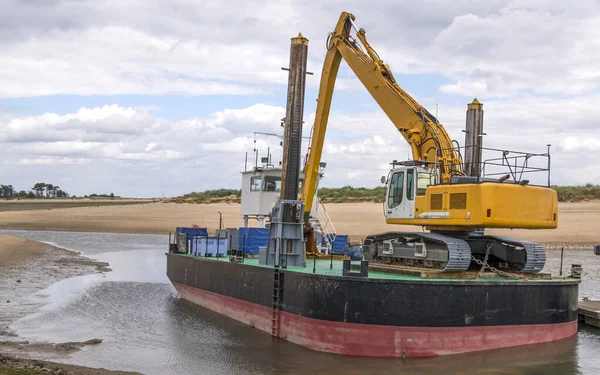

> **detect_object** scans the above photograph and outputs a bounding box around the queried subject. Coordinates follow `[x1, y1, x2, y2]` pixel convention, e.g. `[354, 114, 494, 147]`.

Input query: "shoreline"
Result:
[0, 234, 140, 375]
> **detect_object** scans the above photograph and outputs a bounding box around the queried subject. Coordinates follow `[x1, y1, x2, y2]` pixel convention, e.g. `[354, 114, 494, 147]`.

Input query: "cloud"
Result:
[0, 97, 599, 197]
[1, 1, 600, 196]
[325, 135, 400, 155]
[1, 105, 146, 143]
[19, 157, 90, 165]
[3, 1, 600, 99]
[560, 136, 600, 152]
[423, 3, 600, 97]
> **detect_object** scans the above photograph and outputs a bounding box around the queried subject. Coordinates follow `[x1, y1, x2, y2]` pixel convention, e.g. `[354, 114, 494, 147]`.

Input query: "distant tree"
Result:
[56, 189, 69, 198]
[110, 193, 114, 199]
[32, 183, 45, 198]
[27, 191, 36, 198]
[45, 184, 54, 198]
[0, 185, 15, 198]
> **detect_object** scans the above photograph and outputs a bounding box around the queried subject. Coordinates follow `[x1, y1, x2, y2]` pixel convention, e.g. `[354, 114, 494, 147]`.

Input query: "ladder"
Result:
[271, 267, 283, 337]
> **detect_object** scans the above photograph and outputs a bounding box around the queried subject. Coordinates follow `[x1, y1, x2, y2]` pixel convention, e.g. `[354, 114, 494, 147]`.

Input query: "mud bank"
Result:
[0, 353, 141, 374]
[0, 235, 135, 374]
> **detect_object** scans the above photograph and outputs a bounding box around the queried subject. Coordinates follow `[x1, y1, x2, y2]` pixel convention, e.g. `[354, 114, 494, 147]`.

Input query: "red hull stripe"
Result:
[172, 283, 578, 358]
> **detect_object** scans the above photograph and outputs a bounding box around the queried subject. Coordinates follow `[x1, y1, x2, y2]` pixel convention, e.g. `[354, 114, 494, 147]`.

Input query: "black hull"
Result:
[167, 254, 578, 327]
[166, 254, 580, 357]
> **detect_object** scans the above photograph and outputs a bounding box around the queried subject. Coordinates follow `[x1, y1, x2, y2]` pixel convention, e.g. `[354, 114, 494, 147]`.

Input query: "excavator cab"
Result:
[383, 163, 439, 220]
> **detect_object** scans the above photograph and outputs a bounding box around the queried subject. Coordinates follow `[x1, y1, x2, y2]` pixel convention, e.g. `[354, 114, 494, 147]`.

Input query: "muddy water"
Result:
[1, 229, 600, 375]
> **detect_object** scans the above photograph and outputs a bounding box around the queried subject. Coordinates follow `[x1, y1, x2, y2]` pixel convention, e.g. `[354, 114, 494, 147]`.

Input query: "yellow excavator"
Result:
[300, 11, 557, 273]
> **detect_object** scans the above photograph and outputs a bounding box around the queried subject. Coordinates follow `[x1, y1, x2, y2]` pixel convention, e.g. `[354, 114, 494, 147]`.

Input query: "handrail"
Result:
[440, 145, 552, 187]
[315, 199, 337, 254]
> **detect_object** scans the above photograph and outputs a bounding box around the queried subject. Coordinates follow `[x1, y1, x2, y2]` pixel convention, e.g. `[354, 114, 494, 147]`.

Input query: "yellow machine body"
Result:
[389, 182, 558, 229]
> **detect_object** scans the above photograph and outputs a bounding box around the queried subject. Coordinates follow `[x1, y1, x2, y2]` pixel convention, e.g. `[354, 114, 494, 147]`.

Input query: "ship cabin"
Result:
[240, 166, 322, 228]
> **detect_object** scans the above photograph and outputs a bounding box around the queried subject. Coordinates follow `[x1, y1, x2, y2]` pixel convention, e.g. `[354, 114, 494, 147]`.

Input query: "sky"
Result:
[1, 0, 600, 198]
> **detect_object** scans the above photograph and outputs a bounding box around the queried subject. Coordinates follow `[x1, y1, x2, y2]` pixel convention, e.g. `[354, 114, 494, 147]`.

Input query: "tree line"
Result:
[0, 182, 70, 199]
[173, 184, 600, 204]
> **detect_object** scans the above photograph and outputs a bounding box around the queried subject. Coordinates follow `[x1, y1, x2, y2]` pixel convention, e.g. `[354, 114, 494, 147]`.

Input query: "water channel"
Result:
[2, 230, 599, 375]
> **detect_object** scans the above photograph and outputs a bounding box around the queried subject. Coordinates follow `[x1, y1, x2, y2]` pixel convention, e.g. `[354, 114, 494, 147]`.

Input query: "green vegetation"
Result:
[0, 182, 122, 201]
[317, 186, 386, 203]
[0, 182, 69, 199]
[170, 189, 242, 203]
[182, 189, 242, 199]
[85, 193, 118, 199]
[553, 184, 600, 202]
[171, 184, 600, 203]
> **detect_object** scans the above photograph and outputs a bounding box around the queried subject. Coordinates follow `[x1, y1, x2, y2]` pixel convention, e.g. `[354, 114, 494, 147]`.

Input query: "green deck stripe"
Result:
[173, 253, 575, 283]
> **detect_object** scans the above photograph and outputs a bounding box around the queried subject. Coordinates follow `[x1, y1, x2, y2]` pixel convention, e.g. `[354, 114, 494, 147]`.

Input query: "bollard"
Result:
[571, 264, 582, 279]
[559, 247, 564, 276]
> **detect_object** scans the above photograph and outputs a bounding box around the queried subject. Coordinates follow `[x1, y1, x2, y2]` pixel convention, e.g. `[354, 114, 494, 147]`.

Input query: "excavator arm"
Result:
[301, 11, 463, 215]
[299, 11, 556, 273]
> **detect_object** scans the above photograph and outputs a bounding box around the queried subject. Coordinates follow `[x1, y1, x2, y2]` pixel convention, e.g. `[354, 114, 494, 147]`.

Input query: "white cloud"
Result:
[325, 135, 399, 155]
[3, 1, 600, 98]
[560, 136, 600, 152]
[0, 97, 599, 197]
[19, 157, 90, 165]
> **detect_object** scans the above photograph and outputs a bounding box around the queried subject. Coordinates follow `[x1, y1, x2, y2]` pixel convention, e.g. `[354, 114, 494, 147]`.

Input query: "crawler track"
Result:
[469, 235, 546, 274]
[363, 232, 547, 274]
[363, 231, 472, 272]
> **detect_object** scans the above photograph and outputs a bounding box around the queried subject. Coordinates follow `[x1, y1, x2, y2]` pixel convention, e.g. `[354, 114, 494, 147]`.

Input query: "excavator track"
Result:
[467, 235, 546, 274]
[363, 231, 472, 272]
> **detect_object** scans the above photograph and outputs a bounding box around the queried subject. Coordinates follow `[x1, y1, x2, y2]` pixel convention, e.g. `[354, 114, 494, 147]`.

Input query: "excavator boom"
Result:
[301, 11, 462, 214]
[299, 11, 557, 274]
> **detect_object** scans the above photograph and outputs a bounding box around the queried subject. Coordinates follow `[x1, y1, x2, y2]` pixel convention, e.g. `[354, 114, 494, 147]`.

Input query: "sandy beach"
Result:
[0, 200, 597, 244]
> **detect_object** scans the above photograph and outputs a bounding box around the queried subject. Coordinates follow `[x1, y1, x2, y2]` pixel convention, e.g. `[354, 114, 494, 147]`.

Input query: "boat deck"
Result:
[174, 253, 577, 283]
[579, 300, 600, 327]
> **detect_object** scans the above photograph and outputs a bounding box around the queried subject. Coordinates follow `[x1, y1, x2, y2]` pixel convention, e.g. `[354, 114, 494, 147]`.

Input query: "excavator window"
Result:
[387, 171, 404, 209]
[417, 172, 432, 196]
[406, 169, 414, 200]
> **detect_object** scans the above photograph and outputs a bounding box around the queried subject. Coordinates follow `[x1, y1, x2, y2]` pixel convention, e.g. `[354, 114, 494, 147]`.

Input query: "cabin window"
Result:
[417, 172, 432, 196]
[263, 176, 282, 192]
[250, 177, 262, 191]
[406, 169, 415, 200]
[387, 171, 404, 209]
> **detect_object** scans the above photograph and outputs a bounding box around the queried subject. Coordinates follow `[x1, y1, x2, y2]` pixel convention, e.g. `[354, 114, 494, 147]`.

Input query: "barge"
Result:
[165, 160, 579, 358]
[166, 250, 579, 358]
[166, 15, 580, 358]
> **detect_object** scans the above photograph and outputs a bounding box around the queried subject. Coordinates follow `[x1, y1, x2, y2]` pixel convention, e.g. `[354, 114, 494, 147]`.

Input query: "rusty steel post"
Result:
[464, 98, 484, 178]
[280, 33, 309, 202]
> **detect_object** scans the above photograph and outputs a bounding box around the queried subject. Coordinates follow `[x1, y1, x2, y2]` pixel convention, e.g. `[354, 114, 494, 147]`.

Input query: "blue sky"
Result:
[1, 1, 600, 197]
